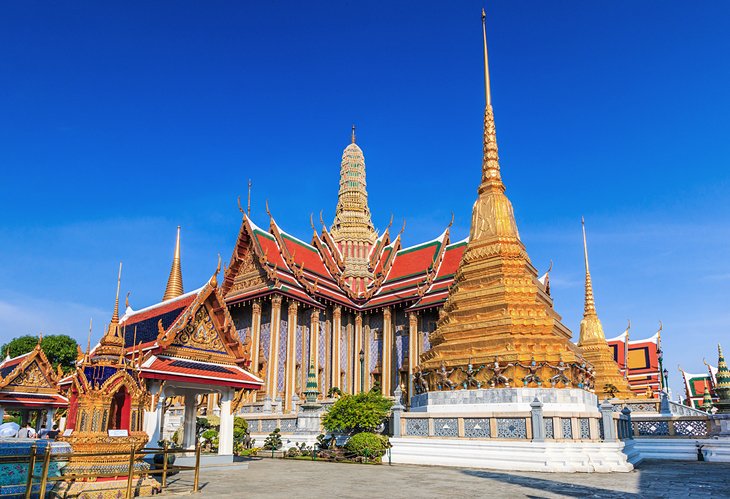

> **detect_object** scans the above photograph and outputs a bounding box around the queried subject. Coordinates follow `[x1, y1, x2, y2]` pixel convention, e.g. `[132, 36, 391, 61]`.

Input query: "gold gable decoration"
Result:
[174, 306, 226, 353]
[8, 360, 51, 389]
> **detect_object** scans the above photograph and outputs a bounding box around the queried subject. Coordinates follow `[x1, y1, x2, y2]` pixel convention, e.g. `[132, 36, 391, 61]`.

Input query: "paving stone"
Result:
[163, 458, 730, 498]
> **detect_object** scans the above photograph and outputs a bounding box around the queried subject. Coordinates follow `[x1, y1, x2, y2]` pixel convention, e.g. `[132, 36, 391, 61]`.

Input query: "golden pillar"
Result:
[408, 312, 418, 400]
[310, 308, 321, 397]
[250, 300, 262, 378]
[382, 307, 393, 395]
[266, 295, 282, 399]
[285, 300, 299, 412]
[363, 316, 371, 392]
[354, 313, 363, 393]
[332, 305, 342, 389]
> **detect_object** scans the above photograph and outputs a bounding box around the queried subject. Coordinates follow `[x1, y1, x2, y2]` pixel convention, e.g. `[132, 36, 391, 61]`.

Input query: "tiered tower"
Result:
[330, 127, 378, 293]
[420, 10, 589, 385]
[714, 344, 730, 413]
[577, 219, 633, 398]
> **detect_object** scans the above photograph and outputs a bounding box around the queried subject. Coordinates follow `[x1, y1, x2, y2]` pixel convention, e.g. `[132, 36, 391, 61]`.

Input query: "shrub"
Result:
[263, 428, 283, 450]
[344, 432, 390, 458]
[286, 447, 301, 458]
[322, 391, 392, 434]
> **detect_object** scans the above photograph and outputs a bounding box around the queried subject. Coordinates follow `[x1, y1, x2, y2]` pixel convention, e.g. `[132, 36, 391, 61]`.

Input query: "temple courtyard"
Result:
[165, 458, 730, 498]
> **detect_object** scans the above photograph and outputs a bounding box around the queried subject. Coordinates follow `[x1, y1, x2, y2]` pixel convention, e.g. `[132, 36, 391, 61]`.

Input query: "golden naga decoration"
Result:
[419, 8, 592, 389]
[57, 265, 159, 497]
[162, 226, 184, 301]
[577, 218, 633, 398]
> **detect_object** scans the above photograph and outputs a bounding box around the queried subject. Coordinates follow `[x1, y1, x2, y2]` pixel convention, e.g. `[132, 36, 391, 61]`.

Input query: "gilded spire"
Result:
[330, 126, 378, 287]
[482, 8, 491, 108]
[582, 217, 597, 317]
[163, 226, 184, 301]
[112, 262, 122, 324]
[468, 7, 518, 242]
[479, 7, 503, 194]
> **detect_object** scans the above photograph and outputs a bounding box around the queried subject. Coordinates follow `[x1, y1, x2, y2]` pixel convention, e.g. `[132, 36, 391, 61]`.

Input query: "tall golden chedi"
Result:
[420, 9, 590, 386]
[577, 219, 633, 398]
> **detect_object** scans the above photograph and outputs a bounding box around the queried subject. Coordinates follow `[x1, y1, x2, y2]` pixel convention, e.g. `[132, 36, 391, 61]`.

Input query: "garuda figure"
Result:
[545, 358, 571, 387]
[413, 367, 429, 394]
[459, 361, 484, 389]
[435, 361, 457, 391]
[487, 357, 513, 388]
[516, 358, 544, 387]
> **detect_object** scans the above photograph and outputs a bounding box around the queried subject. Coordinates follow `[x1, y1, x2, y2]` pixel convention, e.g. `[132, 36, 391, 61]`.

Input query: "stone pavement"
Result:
[164, 458, 730, 498]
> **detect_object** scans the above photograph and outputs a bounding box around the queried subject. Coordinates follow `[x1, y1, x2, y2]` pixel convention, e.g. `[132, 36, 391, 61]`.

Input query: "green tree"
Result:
[1, 334, 79, 374]
[322, 390, 392, 434]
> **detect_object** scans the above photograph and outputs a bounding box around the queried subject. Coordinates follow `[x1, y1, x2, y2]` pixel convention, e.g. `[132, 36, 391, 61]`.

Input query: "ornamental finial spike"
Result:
[112, 262, 122, 323]
[478, 6, 503, 193]
[163, 227, 184, 301]
[482, 7, 491, 107]
[581, 218, 596, 317]
[351, 124, 356, 144]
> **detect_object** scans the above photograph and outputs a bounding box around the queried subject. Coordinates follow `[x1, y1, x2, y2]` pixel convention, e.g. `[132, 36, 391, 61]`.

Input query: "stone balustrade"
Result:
[396, 410, 625, 442]
[630, 416, 711, 438]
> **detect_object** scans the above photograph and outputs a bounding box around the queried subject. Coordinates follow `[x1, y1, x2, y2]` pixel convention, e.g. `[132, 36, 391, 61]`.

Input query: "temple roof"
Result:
[0, 343, 67, 408]
[81, 272, 262, 390]
[222, 211, 466, 312]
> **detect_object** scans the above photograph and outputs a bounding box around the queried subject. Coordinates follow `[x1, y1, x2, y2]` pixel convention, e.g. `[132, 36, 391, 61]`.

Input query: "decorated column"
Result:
[408, 312, 418, 401]
[354, 313, 363, 393]
[285, 300, 299, 412]
[310, 308, 320, 395]
[218, 388, 234, 456]
[332, 305, 342, 390]
[250, 300, 262, 376]
[266, 295, 283, 399]
[382, 307, 393, 395]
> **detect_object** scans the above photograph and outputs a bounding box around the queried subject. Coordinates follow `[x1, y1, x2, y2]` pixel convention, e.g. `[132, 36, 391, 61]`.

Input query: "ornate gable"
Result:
[0, 344, 60, 394]
[8, 360, 53, 389]
[156, 278, 249, 365]
[222, 217, 274, 299]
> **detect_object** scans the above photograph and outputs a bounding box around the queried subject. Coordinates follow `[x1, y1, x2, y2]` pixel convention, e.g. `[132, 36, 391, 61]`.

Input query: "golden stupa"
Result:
[420, 10, 590, 388]
[576, 219, 633, 398]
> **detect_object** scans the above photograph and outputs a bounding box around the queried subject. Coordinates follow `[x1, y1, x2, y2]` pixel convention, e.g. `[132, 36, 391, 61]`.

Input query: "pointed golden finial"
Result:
[482, 8, 491, 108]
[86, 317, 93, 357]
[163, 227, 184, 301]
[351, 124, 356, 144]
[125, 291, 131, 310]
[478, 6, 503, 193]
[112, 262, 122, 323]
[581, 217, 597, 317]
[247, 179, 252, 216]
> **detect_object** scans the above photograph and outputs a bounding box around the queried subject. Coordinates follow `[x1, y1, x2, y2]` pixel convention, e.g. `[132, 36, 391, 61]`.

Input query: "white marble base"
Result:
[389, 437, 634, 472]
[410, 388, 599, 416]
[633, 437, 730, 462]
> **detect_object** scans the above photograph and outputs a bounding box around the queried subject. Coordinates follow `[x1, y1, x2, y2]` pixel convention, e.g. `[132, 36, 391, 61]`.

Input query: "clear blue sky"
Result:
[1, 1, 729, 397]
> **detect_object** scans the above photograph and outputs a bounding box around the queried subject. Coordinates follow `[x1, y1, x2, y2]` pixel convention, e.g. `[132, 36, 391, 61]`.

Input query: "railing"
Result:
[0, 442, 202, 498]
[395, 412, 625, 442]
[630, 416, 711, 438]
[240, 416, 299, 434]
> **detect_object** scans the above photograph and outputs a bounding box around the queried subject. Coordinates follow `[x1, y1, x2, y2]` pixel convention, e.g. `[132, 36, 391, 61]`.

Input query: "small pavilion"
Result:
[118, 237, 263, 456]
[0, 340, 68, 431]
